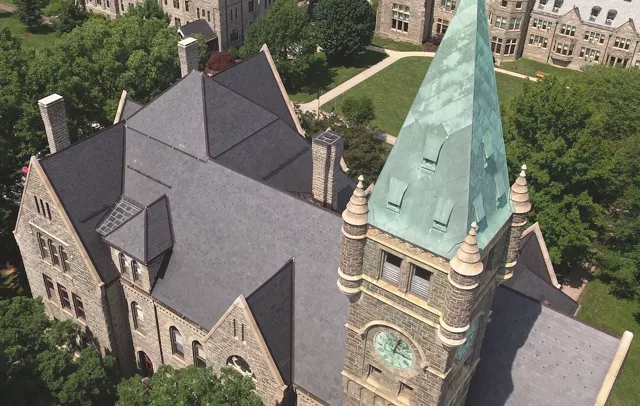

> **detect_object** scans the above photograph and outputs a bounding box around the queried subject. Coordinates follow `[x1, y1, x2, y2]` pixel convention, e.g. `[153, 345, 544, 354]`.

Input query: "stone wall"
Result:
[376, 0, 434, 45]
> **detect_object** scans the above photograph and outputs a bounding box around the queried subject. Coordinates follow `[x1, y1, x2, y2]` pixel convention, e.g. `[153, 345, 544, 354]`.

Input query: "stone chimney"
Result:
[178, 37, 199, 78]
[312, 129, 344, 210]
[38, 94, 70, 154]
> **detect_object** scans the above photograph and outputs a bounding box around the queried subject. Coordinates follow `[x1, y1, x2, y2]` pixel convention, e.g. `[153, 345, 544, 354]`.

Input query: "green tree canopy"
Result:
[116, 365, 263, 406]
[341, 94, 375, 125]
[243, 0, 323, 90]
[127, 0, 170, 23]
[13, 0, 44, 30]
[314, 0, 375, 61]
[44, 0, 88, 35]
[0, 297, 119, 406]
[502, 67, 640, 297]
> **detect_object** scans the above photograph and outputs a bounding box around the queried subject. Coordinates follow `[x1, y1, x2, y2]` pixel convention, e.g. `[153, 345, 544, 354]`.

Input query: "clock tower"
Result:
[336, 0, 531, 405]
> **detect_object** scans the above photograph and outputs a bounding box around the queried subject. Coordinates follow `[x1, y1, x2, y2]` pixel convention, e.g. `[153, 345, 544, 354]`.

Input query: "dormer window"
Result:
[432, 197, 454, 232]
[387, 178, 408, 213]
[421, 124, 447, 172]
[552, 0, 562, 12]
[590, 6, 601, 21]
[606, 9, 617, 24]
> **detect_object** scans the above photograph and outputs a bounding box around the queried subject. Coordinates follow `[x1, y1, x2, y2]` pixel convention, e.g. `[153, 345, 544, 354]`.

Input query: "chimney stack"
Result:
[38, 94, 70, 154]
[312, 129, 344, 210]
[178, 37, 199, 78]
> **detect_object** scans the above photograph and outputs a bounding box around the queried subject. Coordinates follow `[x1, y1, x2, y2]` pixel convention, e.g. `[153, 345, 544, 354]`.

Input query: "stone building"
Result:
[84, 0, 276, 51]
[15, 2, 633, 405]
[377, 0, 640, 69]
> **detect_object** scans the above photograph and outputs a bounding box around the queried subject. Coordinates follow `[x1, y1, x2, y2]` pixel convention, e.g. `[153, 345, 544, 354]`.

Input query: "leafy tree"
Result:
[127, 0, 170, 23]
[206, 51, 236, 75]
[116, 365, 263, 406]
[13, 0, 44, 30]
[314, 0, 375, 61]
[502, 67, 640, 297]
[44, 0, 87, 35]
[243, 0, 323, 90]
[341, 94, 375, 125]
[0, 297, 119, 406]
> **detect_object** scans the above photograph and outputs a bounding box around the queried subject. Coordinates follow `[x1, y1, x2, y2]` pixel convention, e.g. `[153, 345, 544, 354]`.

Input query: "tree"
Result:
[502, 67, 640, 297]
[44, 0, 88, 35]
[314, 0, 375, 61]
[127, 0, 170, 23]
[341, 94, 375, 125]
[13, 0, 44, 30]
[243, 0, 323, 90]
[206, 51, 236, 75]
[0, 297, 119, 406]
[116, 365, 263, 406]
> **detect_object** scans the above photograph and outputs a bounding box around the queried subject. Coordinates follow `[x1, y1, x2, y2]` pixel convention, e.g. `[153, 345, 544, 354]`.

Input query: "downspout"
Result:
[153, 301, 165, 364]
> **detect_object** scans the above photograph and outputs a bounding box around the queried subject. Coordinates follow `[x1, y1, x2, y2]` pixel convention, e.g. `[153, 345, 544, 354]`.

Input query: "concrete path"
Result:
[298, 45, 537, 117]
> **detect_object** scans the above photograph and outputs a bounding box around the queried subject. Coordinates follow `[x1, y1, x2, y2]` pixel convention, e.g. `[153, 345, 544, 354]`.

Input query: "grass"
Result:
[289, 50, 387, 103]
[578, 278, 639, 406]
[322, 57, 527, 135]
[371, 34, 423, 52]
[0, 10, 57, 49]
[500, 58, 582, 79]
[0, 0, 15, 6]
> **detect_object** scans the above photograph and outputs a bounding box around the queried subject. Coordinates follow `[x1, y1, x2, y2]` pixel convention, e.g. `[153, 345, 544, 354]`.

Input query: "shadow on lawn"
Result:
[0, 11, 55, 35]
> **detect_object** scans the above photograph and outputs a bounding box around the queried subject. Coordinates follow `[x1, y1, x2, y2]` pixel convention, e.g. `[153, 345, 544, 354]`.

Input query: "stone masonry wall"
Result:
[376, 0, 433, 45]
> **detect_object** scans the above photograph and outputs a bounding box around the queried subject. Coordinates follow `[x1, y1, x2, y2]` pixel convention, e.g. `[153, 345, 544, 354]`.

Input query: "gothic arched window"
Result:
[132, 260, 141, 281]
[131, 302, 143, 330]
[119, 253, 130, 274]
[170, 327, 184, 357]
[193, 341, 206, 367]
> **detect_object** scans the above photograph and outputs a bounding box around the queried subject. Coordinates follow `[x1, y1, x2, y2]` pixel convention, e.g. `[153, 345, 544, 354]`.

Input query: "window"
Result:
[120, 1, 124, 11]
[49, 239, 60, 267]
[230, 29, 239, 43]
[241, 323, 245, 342]
[590, 6, 601, 21]
[131, 301, 143, 329]
[584, 31, 605, 44]
[580, 47, 601, 61]
[501, 0, 507, 6]
[608, 55, 628, 67]
[515, 1, 522, 8]
[193, 341, 206, 367]
[504, 39, 517, 55]
[73, 294, 86, 320]
[197, 7, 200, 18]
[529, 34, 548, 48]
[509, 17, 521, 30]
[367, 365, 382, 384]
[174, 17, 181, 27]
[34, 196, 40, 215]
[436, 18, 449, 34]
[560, 24, 576, 36]
[185, 0, 189, 11]
[491, 37, 503, 53]
[207, 10, 210, 21]
[440, 0, 456, 12]
[532, 18, 552, 30]
[233, 318, 237, 337]
[398, 383, 414, 403]
[248, 0, 254, 12]
[614, 37, 631, 50]
[58, 283, 71, 310]
[170, 327, 184, 357]
[106, 0, 110, 7]
[392, 4, 410, 33]
[381, 252, 402, 285]
[46, 203, 51, 219]
[43, 274, 55, 299]
[59, 246, 70, 272]
[119, 253, 130, 274]
[173, 0, 179, 8]
[132, 260, 141, 281]
[606, 9, 617, 24]
[555, 41, 573, 55]
[494, 16, 507, 29]
[38, 233, 49, 260]
[552, 0, 562, 11]
[229, 8, 234, 21]
[410, 265, 431, 298]
[34, 196, 51, 219]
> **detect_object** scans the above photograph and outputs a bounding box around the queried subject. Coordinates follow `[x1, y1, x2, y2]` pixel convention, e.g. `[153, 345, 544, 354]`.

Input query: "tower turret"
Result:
[337, 175, 368, 301]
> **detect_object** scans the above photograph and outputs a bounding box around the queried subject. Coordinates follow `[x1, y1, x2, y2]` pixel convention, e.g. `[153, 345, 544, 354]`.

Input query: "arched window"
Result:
[37, 233, 49, 259]
[132, 260, 141, 281]
[230, 29, 239, 43]
[49, 239, 60, 266]
[119, 253, 130, 274]
[131, 302, 143, 329]
[59, 246, 70, 272]
[193, 341, 206, 367]
[226, 355, 256, 381]
[170, 327, 184, 357]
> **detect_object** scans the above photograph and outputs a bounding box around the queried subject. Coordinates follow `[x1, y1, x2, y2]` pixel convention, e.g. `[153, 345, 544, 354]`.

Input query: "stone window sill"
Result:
[134, 330, 146, 339]
[172, 354, 187, 365]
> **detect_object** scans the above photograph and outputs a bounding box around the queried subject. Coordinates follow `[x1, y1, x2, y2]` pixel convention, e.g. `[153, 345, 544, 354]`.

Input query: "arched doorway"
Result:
[138, 351, 154, 377]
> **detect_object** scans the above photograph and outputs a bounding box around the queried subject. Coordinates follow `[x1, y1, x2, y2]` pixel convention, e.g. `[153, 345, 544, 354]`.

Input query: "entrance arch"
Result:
[138, 351, 154, 377]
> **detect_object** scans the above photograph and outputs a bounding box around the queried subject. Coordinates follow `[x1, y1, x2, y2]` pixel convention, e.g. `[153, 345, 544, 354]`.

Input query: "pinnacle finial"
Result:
[519, 164, 527, 178]
[511, 163, 531, 214]
[357, 175, 364, 189]
[450, 221, 483, 277]
[342, 175, 368, 226]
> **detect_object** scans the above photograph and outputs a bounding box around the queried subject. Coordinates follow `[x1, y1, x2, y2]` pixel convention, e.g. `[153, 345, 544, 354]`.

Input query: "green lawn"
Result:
[371, 34, 423, 52]
[0, 0, 15, 6]
[289, 50, 387, 103]
[323, 57, 527, 135]
[500, 58, 582, 79]
[0, 10, 57, 49]
[578, 278, 639, 406]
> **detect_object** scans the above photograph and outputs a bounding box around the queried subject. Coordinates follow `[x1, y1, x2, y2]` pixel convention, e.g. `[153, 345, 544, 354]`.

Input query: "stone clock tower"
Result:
[336, 0, 531, 405]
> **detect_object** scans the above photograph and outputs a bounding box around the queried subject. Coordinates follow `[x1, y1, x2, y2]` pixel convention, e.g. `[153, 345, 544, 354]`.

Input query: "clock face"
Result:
[455, 320, 478, 361]
[373, 331, 415, 370]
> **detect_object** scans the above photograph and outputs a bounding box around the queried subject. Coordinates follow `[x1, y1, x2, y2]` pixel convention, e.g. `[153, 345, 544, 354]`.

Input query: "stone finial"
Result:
[449, 222, 483, 277]
[342, 175, 368, 226]
[178, 37, 199, 78]
[38, 94, 70, 154]
[511, 164, 532, 214]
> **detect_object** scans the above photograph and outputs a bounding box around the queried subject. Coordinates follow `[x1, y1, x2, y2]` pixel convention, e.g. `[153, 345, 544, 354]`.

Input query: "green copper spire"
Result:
[368, 0, 512, 259]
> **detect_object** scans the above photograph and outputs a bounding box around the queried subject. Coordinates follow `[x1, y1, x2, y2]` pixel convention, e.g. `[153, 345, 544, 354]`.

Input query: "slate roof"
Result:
[467, 286, 620, 406]
[367, 0, 512, 259]
[178, 19, 216, 42]
[533, 0, 640, 29]
[120, 97, 143, 121]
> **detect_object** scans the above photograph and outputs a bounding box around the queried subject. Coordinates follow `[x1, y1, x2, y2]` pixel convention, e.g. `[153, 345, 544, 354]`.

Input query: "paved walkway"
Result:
[299, 45, 537, 118]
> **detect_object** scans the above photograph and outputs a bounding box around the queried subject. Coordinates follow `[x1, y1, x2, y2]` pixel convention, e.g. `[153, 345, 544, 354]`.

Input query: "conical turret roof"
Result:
[367, 0, 512, 259]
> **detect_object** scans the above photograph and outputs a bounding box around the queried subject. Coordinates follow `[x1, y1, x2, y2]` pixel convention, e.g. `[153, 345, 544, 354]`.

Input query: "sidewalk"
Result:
[298, 45, 537, 116]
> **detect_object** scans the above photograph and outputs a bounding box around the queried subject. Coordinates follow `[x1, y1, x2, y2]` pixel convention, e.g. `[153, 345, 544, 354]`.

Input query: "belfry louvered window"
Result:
[410, 265, 431, 299]
[381, 252, 402, 285]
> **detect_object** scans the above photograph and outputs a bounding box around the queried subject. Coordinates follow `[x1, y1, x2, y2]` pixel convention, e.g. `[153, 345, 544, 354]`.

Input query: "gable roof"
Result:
[467, 286, 622, 406]
[178, 19, 216, 42]
[367, 0, 512, 259]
